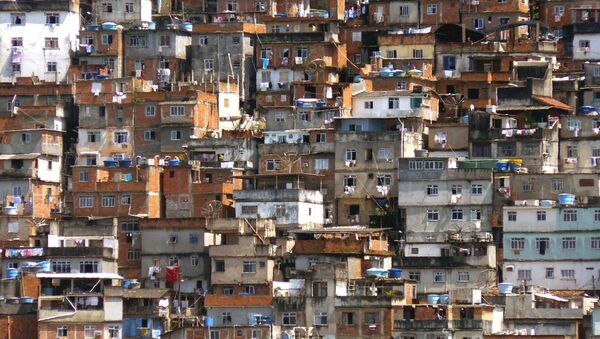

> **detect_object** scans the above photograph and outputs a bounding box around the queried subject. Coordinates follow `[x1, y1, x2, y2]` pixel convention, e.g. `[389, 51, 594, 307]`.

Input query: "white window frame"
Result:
[79, 195, 93, 208]
[102, 195, 116, 207]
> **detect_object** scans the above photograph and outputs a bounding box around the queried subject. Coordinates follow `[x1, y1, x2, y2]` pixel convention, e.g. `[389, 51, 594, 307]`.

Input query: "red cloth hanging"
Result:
[166, 266, 179, 287]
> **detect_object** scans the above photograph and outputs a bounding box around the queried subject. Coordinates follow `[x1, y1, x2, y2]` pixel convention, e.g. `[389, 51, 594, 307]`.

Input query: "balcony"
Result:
[460, 71, 511, 82]
[394, 319, 448, 330]
[450, 319, 489, 330]
[208, 218, 275, 236]
[259, 32, 338, 44]
[259, 142, 333, 155]
[396, 255, 493, 268]
[336, 296, 405, 308]
[45, 247, 114, 259]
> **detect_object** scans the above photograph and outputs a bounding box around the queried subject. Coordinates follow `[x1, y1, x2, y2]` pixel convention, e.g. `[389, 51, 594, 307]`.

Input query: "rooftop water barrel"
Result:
[499, 282, 513, 294]
[87, 24, 99, 31]
[119, 159, 133, 167]
[365, 268, 388, 278]
[20, 297, 34, 304]
[439, 294, 449, 304]
[168, 159, 181, 166]
[104, 159, 118, 167]
[388, 268, 402, 278]
[427, 294, 440, 304]
[147, 21, 156, 30]
[204, 317, 214, 327]
[558, 193, 575, 205]
[181, 22, 192, 31]
[102, 22, 118, 30]
[353, 75, 363, 83]
[4, 268, 17, 279]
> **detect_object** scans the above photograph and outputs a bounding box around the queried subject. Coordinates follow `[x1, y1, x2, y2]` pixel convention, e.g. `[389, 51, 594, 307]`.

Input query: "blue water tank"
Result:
[168, 159, 180, 166]
[388, 268, 402, 278]
[439, 294, 449, 304]
[119, 159, 133, 167]
[20, 297, 34, 304]
[204, 317, 214, 327]
[499, 282, 513, 294]
[104, 159, 118, 167]
[102, 22, 118, 30]
[427, 294, 440, 304]
[558, 193, 575, 205]
[5, 268, 18, 279]
[181, 22, 192, 31]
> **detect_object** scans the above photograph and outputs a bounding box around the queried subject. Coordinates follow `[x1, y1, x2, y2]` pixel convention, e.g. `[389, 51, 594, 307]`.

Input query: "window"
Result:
[191, 255, 199, 267]
[521, 143, 539, 156]
[517, 269, 532, 280]
[312, 281, 327, 297]
[210, 330, 220, 339]
[167, 256, 179, 266]
[470, 209, 481, 221]
[498, 143, 516, 157]
[344, 175, 357, 188]
[592, 237, 600, 249]
[551, 179, 563, 192]
[408, 271, 421, 282]
[567, 146, 578, 158]
[471, 184, 483, 195]
[522, 181, 534, 191]
[561, 269, 575, 280]
[433, 271, 446, 283]
[388, 97, 400, 109]
[364, 312, 379, 324]
[214, 260, 225, 272]
[120, 195, 131, 205]
[352, 32, 362, 42]
[221, 312, 232, 325]
[46, 13, 59, 24]
[87, 131, 100, 143]
[241, 205, 258, 214]
[510, 238, 525, 249]
[296, 47, 308, 59]
[545, 267, 554, 279]
[44, 37, 59, 49]
[345, 148, 357, 161]
[266, 159, 280, 171]
[102, 34, 113, 45]
[57, 326, 68, 337]
[562, 237, 576, 249]
[170, 106, 185, 116]
[457, 271, 470, 282]
[354, 54, 362, 64]
[507, 211, 517, 221]
[451, 209, 464, 221]
[443, 56, 456, 71]
[377, 175, 392, 186]
[427, 4, 437, 15]
[52, 261, 71, 273]
[314, 159, 329, 170]
[144, 130, 156, 141]
[143, 105, 156, 117]
[102, 196, 115, 207]
[125, 2, 134, 12]
[232, 36, 240, 44]
[79, 196, 93, 208]
[102, 2, 113, 12]
[80, 260, 98, 273]
[108, 326, 120, 338]
[114, 131, 128, 144]
[474, 18, 484, 29]
[554, 5, 564, 14]
[170, 130, 182, 141]
[341, 312, 355, 325]
[127, 249, 140, 260]
[243, 261, 256, 273]
[399, 6, 409, 16]
[204, 58, 214, 71]
[386, 50, 397, 59]
[595, 210, 600, 222]
[79, 171, 89, 182]
[537, 211, 546, 221]
[47, 62, 57, 72]
[412, 49, 424, 58]
[563, 210, 577, 222]
[314, 312, 328, 325]
[580, 40, 590, 49]
[427, 209, 439, 222]
[199, 35, 208, 45]
[189, 233, 199, 244]
[374, 148, 391, 162]
[316, 133, 327, 143]
[536, 238, 549, 255]
[348, 123, 362, 131]
[129, 35, 147, 47]
[411, 247, 419, 255]
[10, 13, 25, 25]
[84, 326, 95, 338]
[364, 101, 374, 109]
[226, 0, 238, 11]
[283, 312, 297, 326]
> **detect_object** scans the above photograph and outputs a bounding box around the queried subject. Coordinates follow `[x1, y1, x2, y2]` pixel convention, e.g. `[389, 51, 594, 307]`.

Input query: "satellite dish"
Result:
[201, 200, 223, 219]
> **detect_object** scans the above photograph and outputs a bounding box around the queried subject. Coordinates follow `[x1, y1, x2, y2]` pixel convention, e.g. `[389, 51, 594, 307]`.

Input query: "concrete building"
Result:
[91, 0, 152, 26]
[397, 157, 497, 294]
[0, 0, 80, 83]
[37, 272, 124, 339]
[503, 202, 600, 290]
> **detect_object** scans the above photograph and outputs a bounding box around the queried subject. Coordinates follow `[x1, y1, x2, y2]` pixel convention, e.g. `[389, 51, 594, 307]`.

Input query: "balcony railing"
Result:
[394, 319, 448, 330]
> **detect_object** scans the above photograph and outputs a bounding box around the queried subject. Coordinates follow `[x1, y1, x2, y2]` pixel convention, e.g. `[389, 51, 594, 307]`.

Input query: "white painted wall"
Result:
[92, 0, 152, 24]
[36, 155, 62, 183]
[236, 201, 324, 227]
[218, 91, 240, 131]
[0, 11, 79, 82]
[573, 33, 600, 61]
[503, 260, 600, 290]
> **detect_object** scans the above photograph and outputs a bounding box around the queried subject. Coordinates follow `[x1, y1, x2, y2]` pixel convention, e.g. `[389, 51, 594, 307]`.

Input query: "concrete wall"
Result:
[0, 10, 79, 82]
[503, 260, 600, 290]
[92, 0, 152, 24]
[573, 33, 600, 60]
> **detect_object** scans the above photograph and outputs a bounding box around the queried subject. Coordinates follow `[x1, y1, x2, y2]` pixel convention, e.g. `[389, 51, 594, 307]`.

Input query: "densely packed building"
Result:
[2, 0, 600, 338]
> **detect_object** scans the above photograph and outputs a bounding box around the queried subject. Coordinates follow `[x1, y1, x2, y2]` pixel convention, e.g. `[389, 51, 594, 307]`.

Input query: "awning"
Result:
[534, 293, 568, 302]
[0, 153, 41, 160]
[532, 95, 572, 111]
[37, 272, 123, 280]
